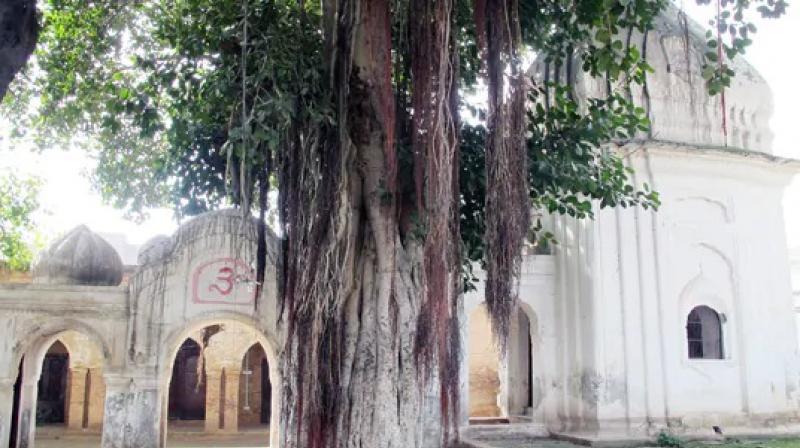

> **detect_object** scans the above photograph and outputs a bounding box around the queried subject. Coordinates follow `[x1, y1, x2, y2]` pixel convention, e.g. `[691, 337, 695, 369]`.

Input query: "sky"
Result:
[0, 1, 799, 254]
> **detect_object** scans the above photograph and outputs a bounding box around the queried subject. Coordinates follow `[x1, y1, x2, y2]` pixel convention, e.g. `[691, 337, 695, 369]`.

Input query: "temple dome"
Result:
[33, 225, 123, 286]
[530, 4, 774, 153]
[137, 235, 174, 266]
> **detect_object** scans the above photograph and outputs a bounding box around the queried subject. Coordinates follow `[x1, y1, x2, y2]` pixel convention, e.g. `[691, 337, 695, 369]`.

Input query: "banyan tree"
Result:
[0, 0, 785, 446]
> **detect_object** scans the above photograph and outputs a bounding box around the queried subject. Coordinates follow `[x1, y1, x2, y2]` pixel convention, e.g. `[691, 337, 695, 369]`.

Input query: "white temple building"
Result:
[461, 4, 800, 443]
[1, 6, 800, 448]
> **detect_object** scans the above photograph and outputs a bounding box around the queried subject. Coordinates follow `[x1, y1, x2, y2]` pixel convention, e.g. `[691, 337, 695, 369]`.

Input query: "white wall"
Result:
[569, 143, 800, 433]
[461, 143, 800, 437]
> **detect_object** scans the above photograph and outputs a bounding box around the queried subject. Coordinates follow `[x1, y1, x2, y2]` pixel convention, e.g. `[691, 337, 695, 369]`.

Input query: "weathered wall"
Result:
[0, 210, 284, 448]
[531, 3, 775, 155]
[467, 305, 502, 418]
[462, 143, 800, 439]
[549, 144, 800, 436]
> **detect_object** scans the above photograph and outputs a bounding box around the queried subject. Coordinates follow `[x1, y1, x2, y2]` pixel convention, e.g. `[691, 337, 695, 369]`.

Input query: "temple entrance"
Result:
[467, 304, 534, 422]
[9, 329, 107, 448]
[507, 309, 533, 417]
[163, 321, 275, 447]
[168, 339, 206, 422]
[238, 343, 272, 428]
[35, 334, 107, 446]
[36, 341, 68, 425]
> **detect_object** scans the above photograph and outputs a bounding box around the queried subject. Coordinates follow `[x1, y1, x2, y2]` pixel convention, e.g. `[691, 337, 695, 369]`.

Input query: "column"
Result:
[221, 369, 240, 433]
[0, 378, 15, 448]
[100, 372, 161, 448]
[67, 367, 88, 431]
[87, 369, 106, 430]
[204, 370, 223, 433]
[15, 360, 40, 448]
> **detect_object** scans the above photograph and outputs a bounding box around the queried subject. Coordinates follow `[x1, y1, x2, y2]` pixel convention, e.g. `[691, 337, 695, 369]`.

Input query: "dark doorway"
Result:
[168, 339, 206, 421]
[9, 358, 22, 448]
[36, 341, 69, 424]
[260, 357, 271, 424]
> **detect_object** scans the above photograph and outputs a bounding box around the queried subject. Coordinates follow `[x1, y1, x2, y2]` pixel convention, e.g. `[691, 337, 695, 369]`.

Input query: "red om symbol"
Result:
[208, 266, 235, 295]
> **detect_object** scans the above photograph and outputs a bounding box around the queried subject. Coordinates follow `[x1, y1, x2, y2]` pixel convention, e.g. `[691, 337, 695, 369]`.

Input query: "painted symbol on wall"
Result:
[192, 258, 256, 305]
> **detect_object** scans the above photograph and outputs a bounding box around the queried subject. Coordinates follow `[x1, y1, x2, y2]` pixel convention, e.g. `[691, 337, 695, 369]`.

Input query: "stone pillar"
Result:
[204, 368, 241, 434]
[15, 363, 40, 448]
[0, 378, 15, 448]
[221, 369, 240, 433]
[87, 369, 106, 430]
[204, 370, 223, 433]
[100, 373, 161, 448]
[67, 367, 88, 430]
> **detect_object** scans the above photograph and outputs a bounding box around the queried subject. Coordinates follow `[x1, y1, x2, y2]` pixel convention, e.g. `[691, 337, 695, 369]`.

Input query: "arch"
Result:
[35, 340, 69, 425]
[518, 302, 540, 345]
[465, 301, 540, 422]
[167, 339, 206, 422]
[11, 327, 108, 448]
[8, 318, 113, 379]
[506, 305, 535, 417]
[157, 312, 280, 376]
[158, 314, 280, 448]
[686, 305, 724, 360]
[672, 196, 732, 224]
[238, 343, 272, 428]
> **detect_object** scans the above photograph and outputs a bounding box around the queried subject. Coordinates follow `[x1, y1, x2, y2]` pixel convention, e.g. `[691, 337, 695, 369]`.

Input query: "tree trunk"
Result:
[0, 0, 37, 101]
[280, 238, 441, 447]
[278, 1, 459, 447]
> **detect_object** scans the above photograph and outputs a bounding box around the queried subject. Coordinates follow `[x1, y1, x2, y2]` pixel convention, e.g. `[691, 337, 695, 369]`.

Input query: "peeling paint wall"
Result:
[0, 210, 284, 448]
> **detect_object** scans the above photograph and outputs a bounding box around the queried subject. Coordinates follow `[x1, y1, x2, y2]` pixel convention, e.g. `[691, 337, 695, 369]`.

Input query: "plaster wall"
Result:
[556, 144, 800, 434]
[0, 211, 285, 448]
[462, 144, 800, 438]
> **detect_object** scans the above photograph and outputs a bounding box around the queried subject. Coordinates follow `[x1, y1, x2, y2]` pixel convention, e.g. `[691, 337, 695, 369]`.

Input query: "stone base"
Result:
[461, 422, 550, 447]
[550, 423, 800, 447]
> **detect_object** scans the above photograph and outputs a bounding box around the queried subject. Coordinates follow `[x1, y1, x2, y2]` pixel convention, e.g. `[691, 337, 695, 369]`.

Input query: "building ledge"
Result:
[619, 139, 800, 173]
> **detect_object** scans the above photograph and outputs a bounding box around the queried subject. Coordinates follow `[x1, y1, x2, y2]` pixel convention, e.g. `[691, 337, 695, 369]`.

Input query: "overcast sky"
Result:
[0, 1, 798, 252]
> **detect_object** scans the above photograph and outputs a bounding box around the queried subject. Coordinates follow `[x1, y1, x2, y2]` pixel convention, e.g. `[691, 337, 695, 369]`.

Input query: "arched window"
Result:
[686, 306, 724, 359]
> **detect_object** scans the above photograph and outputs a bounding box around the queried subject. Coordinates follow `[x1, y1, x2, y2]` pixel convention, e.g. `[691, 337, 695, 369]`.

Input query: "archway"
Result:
[11, 328, 107, 448]
[506, 308, 533, 417]
[162, 319, 278, 447]
[238, 343, 271, 430]
[35, 341, 68, 427]
[467, 304, 534, 422]
[167, 339, 206, 424]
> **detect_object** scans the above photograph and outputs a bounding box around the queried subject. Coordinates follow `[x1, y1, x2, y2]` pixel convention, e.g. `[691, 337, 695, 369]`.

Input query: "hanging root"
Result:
[478, 0, 530, 351]
[409, 0, 462, 443]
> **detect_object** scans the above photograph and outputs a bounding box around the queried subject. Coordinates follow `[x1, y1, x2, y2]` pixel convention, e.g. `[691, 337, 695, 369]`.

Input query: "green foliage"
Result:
[6, 0, 328, 219]
[459, 82, 660, 290]
[0, 0, 776, 284]
[520, 0, 665, 83]
[527, 84, 660, 218]
[657, 431, 684, 448]
[0, 173, 42, 272]
[697, 0, 787, 96]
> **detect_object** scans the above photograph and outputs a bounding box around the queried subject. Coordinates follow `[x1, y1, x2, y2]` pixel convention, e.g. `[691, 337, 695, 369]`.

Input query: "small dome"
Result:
[530, 4, 773, 153]
[137, 235, 174, 265]
[33, 225, 123, 286]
